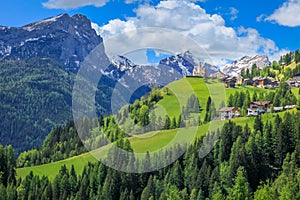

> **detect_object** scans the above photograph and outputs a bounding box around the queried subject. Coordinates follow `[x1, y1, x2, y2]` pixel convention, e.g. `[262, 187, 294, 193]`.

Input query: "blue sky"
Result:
[1, 0, 300, 65]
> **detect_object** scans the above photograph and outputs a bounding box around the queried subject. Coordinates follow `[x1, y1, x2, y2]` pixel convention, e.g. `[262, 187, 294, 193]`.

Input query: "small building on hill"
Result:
[252, 77, 278, 88]
[243, 78, 253, 86]
[193, 62, 206, 77]
[287, 76, 300, 88]
[219, 107, 240, 120]
[247, 101, 272, 116]
[235, 76, 244, 85]
[220, 76, 243, 88]
[220, 76, 237, 88]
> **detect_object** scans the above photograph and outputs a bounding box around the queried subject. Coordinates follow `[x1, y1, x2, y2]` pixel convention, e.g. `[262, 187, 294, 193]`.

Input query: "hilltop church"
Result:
[193, 62, 206, 77]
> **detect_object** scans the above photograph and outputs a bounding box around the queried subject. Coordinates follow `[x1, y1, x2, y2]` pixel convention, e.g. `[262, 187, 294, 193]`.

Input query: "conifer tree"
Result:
[227, 167, 251, 200]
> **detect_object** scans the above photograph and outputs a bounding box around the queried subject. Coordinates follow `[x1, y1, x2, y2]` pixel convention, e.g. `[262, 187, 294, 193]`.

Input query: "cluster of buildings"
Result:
[219, 101, 295, 120]
[287, 76, 300, 88]
[220, 76, 279, 88]
[219, 73, 300, 89]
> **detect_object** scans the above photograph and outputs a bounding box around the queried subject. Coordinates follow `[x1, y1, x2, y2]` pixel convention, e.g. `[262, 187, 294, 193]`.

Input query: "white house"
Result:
[247, 101, 272, 116]
[219, 107, 240, 120]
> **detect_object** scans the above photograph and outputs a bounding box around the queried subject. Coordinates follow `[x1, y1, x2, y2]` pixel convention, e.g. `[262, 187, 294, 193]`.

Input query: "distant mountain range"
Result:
[0, 13, 273, 152]
[221, 55, 271, 76]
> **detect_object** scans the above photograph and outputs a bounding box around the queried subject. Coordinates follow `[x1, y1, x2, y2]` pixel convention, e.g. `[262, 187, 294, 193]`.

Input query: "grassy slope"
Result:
[286, 61, 297, 70]
[157, 78, 265, 119]
[20, 111, 293, 181]
[16, 77, 284, 180]
[276, 61, 297, 80]
[156, 78, 211, 119]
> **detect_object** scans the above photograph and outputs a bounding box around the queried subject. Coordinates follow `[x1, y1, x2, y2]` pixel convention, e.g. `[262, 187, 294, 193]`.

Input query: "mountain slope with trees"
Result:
[0, 59, 74, 153]
[2, 110, 300, 199]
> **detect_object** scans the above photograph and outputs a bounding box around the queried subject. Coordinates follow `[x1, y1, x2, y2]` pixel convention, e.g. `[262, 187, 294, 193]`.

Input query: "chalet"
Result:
[220, 76, 237, 88]
[235, 76, 244, 85]
[243, 78, 253, 86]
[287, 80, 296, 87]
[287, 76, 300, 88]
[252, 77, 278, 88]
[219, 107, 240, 120]
[247, 101, 272, 116]
[273, 105, 296, 112]
[252, 77, 260, 87]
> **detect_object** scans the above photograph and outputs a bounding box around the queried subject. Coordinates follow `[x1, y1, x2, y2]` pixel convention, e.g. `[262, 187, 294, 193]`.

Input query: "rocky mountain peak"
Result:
[158, 51, 198, 76]
[0, 14, 103, 72]
[221, 55, 271, 76]
[158, 51, 218, 76]
[22, 14, 69, 31]
[111, 55, 136, 71]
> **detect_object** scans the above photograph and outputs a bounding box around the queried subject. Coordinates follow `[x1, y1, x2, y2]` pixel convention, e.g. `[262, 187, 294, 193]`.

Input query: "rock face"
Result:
[221, 55, 271, 76]
[0, 14, 103, 72]
[158, 51, 198, 76]
[202, 63, 219, 76]
[111, 55, 137, 71]
[158, 51, 218, 76]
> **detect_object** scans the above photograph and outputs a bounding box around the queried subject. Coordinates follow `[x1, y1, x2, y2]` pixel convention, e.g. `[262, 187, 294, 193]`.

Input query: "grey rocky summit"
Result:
[221, 55, 271, 76]
[0, 14, 102, 72]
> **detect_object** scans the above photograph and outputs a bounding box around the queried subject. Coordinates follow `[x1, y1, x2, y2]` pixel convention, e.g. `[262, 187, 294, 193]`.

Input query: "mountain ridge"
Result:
[0, 13, 103, 72]
[221, 55, 271, 76]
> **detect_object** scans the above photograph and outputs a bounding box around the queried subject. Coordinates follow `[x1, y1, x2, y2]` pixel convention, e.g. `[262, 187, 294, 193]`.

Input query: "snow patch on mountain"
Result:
[158, 51, 198, 76]
[221, 55, 271, 76]
[111, 55, 136, 71]
[22, 14, 66, 31]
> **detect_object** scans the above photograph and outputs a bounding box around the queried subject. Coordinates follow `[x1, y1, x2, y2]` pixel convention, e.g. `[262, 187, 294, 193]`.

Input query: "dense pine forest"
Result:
[0, 79, 297, 199]
[0, 59, 74, 153]
[1, 110, 300, 199]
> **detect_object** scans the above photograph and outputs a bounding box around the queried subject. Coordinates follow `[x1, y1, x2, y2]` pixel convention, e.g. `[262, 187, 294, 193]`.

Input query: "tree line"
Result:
[2, 111, 300, 199]
[227, 82, 297, 115]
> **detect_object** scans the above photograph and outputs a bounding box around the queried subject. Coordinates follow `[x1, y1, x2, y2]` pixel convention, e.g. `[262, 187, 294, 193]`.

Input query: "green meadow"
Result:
[16, 77, 294, 180]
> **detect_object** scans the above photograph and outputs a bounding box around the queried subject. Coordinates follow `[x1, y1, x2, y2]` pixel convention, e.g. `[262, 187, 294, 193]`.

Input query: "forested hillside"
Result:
[0, 59, 74, 153]
[2, 111, 300, 199]
[16, 121, 87, 168]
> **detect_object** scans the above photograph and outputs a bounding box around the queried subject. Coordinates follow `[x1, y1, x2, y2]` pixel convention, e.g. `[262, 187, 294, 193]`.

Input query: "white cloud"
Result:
[229, 7, 239, 21]
[268, 49, 290, 62]
[96, 0, 284, 66]
[256, 14, 266, 22]
[265, 0, 300, 27]
[42, 0, 208, 10]
[100, 19, 136, 36]
[43, 0, 109, 9]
